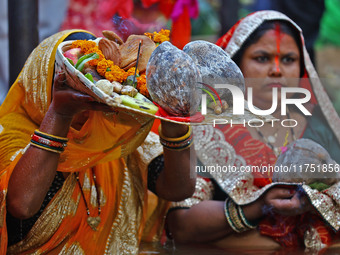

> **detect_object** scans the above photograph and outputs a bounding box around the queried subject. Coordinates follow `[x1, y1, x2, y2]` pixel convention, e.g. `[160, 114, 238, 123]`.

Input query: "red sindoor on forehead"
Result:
[274, 23, 281, 73]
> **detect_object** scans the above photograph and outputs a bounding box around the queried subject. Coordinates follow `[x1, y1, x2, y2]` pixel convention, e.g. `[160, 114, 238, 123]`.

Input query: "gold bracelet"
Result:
[160, 137, 194, 151]
[158, 125, 192, 142]
[224, 198, 248, 233]
[228, 199, 248, 232]
[237, 205, 258, 229]
[224, 198, 240, 233]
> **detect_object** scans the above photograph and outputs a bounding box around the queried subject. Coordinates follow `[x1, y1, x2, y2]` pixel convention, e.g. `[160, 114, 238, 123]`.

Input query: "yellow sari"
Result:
[0, 30, 167, 254]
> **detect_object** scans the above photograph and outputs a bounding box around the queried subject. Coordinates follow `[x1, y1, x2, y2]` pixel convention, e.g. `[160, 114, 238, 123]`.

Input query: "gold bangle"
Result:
[158, 125, 192, 142]
[237, 205, 257, 229]
[225, 198, 248, 233]
[228, 199, 248, 232]
[224, 198, 240, 233]
[161, 138, 194, 151]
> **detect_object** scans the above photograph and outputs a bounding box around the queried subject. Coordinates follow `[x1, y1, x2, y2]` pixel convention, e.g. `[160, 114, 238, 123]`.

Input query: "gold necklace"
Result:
[75, 169, 101, 231]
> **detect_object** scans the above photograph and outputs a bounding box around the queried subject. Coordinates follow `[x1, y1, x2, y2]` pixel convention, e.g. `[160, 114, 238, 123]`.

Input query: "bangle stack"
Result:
[158, 126, 193, 151]
[224, 198, 257, 233]
[30, 129, 68, 154]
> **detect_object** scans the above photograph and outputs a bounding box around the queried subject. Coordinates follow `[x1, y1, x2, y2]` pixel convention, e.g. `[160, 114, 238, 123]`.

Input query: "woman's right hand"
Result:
[243, 186, 312, 222]
[262, 186, 312, 216]
[51, 72, 113, 118]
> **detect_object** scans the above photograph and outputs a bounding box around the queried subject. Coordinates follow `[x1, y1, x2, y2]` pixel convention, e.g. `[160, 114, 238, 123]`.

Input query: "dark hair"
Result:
[232, 20, 304, 77]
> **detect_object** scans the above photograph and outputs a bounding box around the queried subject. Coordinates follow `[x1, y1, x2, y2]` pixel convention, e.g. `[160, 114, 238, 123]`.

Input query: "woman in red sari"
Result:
[167, 10, 340, 252]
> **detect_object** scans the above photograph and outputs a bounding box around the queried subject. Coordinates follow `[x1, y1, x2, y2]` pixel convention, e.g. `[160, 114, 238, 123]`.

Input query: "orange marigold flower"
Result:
[71, 40, 97, 53]
[105, 65, 128, 83]
[126, 67, 139, 76]
[159, 29, 170, 37]
[97, 59, 114, 76]
[154, 34, 169, 44]
[153, 29, 170, 44]
[144, 32, 154, 40]
[144, 29, 170, 44]
[136, 74, 150, 98]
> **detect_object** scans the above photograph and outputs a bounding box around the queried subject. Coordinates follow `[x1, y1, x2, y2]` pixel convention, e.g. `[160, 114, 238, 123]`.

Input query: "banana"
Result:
[134, 92, 153, 104]
[120, 93, 158, 114]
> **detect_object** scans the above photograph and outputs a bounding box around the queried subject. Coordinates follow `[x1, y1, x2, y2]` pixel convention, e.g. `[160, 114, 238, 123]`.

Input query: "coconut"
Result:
[183, 40, 244, 106]
[146, 41, 202, 117]
[273, 138, 340, 186]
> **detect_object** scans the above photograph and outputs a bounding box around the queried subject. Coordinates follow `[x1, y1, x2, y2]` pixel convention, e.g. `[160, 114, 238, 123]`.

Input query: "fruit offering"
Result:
[61, 29, 171, 115]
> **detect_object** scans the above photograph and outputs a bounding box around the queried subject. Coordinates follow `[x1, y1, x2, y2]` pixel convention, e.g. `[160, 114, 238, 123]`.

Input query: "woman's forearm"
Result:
[167, 200, 234, 243]
[155, 121, 196, 201]
[7, 105, 73, 219]
[167, 199, 265, 243]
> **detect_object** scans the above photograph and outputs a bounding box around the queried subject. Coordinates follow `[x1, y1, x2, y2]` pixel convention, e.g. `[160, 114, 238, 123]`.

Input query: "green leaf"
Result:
[66, 58, 74, 66]
[75, 53, 99, 72]
[85, 73, 94, 83]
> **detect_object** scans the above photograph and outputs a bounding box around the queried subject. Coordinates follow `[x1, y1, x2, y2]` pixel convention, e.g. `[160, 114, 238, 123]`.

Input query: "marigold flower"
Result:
[97, 59, 114, 76]
[71, 40, 97, 53]
[136, 74, 150, 98]
[144, 29, 170, 44]
[144, 32, 154, 40]
[105, 65, 128, 83]
[153, 29, 170, 44]
[159, 29, 170, 37]
[126, 67, 139, 76]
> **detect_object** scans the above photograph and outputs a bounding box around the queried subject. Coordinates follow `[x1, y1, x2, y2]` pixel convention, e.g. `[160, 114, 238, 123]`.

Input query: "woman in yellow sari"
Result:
[0, 30, 196, 254]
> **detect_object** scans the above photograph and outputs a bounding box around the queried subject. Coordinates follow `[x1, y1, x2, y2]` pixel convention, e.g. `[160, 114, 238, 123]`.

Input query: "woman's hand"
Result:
[262, 187, 313, 216]
[51, 72, 112, 118]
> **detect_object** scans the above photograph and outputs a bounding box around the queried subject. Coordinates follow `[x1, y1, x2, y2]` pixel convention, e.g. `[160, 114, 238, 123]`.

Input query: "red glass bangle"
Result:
[31, 134, 66, 148]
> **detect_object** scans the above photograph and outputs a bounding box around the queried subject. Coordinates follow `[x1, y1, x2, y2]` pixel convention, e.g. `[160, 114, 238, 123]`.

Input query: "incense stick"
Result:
[133, 40, 142, 87]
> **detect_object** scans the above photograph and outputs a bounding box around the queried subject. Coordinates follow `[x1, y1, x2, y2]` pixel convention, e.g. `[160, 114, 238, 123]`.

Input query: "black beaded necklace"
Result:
[75, 168, 101, 231]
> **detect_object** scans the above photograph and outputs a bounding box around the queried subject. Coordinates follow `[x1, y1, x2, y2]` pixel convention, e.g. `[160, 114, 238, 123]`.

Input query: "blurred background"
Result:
[2, 0, 340, 114]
